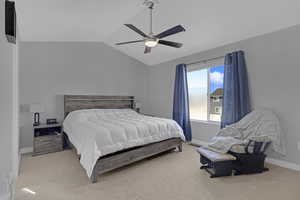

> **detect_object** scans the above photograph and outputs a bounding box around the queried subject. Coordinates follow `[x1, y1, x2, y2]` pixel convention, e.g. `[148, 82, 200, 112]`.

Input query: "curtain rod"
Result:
[186, 55, 225, 66]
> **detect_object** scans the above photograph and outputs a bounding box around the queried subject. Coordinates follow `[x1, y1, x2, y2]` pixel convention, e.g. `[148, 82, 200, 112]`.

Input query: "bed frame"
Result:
[64, 95, 183, 183]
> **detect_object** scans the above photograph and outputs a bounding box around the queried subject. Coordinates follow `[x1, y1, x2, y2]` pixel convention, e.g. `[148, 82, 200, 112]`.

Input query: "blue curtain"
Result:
[173, 64, 192, 141]
[221, 51, 251, 128]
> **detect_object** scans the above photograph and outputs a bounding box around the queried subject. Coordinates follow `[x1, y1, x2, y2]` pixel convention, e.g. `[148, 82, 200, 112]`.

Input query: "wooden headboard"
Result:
[64, 95, 135, 117]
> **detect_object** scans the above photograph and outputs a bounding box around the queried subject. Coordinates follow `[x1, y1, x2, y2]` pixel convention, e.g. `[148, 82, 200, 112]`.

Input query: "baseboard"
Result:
[20, 147, 33, 154]
[266, 158, 300, 171]
[191, 139, 300, 172]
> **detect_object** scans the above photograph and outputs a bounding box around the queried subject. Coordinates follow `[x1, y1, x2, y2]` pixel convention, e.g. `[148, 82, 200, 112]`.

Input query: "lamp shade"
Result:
[30, 103, 44, 113]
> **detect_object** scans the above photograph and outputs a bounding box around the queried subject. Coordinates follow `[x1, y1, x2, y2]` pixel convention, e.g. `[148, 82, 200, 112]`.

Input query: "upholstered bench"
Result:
[197, 147, 236, 178]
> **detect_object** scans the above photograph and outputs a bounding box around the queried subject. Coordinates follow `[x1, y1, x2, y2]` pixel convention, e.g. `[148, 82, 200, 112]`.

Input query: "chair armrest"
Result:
[245, 137, 272, 154]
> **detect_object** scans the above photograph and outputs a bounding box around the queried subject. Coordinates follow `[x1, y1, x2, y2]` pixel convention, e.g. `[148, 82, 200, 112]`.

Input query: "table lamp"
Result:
[30, 103, 44, 126]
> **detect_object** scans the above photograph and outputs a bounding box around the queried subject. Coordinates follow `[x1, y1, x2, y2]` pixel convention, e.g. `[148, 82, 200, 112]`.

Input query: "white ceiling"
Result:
[15, 0, 144, 41]
[16, 0, 300, 66]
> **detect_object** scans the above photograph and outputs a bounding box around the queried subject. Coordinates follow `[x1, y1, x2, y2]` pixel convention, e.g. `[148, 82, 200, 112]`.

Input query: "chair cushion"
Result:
[230, 144, 249, 153]
[197, 147, 236, 162]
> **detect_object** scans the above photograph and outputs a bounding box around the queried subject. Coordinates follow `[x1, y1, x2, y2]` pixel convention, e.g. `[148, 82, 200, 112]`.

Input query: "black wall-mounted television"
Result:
[5, 0, 16, 44]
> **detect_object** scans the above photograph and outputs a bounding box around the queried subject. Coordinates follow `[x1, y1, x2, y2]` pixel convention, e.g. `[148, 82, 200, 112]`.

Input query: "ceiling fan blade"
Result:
[155, 25, 186, 39]
[124, 24, 148, 38]
[144, 46, 151, 54]
[158, 40, 183, 48]
[116, 40, 144, 45]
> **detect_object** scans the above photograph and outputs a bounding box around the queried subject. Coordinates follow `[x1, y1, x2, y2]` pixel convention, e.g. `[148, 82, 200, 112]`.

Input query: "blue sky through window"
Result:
[209, 65, 224, 93]
[187, 65, 224, 93]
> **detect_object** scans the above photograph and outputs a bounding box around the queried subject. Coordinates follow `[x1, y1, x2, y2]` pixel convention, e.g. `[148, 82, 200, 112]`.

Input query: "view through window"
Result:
[187, 61, 224, 122]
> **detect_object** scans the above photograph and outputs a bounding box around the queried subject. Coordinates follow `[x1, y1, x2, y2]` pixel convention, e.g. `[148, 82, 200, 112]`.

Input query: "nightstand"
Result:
[33, 123, 63, 156]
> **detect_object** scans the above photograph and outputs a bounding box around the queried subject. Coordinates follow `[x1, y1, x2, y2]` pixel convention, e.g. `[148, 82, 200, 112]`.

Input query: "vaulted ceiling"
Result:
[16, 0, 300, 65]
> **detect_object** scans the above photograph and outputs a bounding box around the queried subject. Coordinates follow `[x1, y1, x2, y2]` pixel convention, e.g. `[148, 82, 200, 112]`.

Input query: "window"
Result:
[187, 59, 224, 122]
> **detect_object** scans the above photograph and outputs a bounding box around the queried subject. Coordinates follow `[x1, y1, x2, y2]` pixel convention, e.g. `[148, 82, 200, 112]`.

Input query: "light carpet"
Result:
[16, 144, 300, 200]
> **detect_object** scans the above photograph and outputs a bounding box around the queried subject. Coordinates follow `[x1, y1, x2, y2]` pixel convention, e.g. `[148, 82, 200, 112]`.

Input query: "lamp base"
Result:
[33, 112, 40, 126]
[33, 122, 40, 126]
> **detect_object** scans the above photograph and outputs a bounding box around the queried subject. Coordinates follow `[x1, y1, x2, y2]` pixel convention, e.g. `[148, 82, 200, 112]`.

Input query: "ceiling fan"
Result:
[116, 0, 186, 54]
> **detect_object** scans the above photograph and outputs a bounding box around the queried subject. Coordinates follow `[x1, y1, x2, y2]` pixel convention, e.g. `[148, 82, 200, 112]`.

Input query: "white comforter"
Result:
[63, 109, 185, 177]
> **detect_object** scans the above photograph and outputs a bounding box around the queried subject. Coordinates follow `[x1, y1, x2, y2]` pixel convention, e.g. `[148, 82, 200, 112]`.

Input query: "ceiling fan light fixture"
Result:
[115, 1, 185, 54]
[145, 38, 158, 47]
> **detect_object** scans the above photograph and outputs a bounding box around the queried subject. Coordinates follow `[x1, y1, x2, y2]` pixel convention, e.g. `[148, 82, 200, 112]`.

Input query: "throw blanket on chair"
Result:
[205, 109, 286, 155]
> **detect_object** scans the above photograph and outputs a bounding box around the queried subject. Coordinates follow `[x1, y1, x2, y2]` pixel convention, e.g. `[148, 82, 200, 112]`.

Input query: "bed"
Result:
[63, 95, 185, 183]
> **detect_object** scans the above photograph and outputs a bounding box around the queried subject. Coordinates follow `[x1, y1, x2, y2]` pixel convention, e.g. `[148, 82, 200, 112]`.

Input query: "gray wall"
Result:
[19, 42, 150, 149]
[0, 0, 14, 198]
[147, 25, 300, 165]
